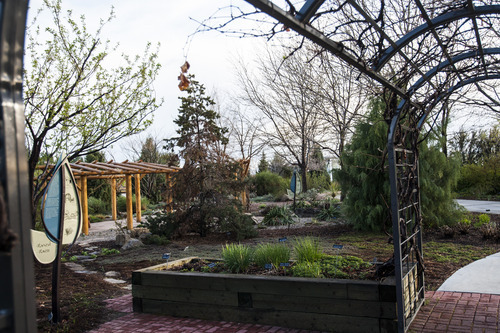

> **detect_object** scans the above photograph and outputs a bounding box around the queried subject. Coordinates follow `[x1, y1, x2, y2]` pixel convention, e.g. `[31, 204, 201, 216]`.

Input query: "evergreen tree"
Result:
[166, 75, 255, 239]
[335, 98, 390, 231]
[258, 152, 269, 173]
[419, 135, 462, 227]
[336, 97, 462, 231]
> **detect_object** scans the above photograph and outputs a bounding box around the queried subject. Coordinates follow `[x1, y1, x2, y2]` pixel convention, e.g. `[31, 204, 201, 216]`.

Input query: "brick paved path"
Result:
[410, 291, 500, 333]
[89, 291, 500, 332]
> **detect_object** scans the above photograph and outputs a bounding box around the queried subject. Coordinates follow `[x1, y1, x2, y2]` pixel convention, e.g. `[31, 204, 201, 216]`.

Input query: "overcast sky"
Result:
[27, 0, 263, 161]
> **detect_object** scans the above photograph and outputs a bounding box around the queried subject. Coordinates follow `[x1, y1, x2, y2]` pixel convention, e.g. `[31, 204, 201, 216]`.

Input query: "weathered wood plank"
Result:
[138, 271, 351, 299]
[132, 285, 239, 306]
[251, 293, 397, 319]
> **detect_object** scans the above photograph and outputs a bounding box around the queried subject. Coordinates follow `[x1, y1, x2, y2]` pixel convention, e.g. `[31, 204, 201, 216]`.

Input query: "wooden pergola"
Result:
[39, 160, 179, 235]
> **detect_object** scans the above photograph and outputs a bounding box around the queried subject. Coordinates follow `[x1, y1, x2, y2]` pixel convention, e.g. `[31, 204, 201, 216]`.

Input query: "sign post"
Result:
[31, 156, 82, 323]
[290, 170, 301, 211]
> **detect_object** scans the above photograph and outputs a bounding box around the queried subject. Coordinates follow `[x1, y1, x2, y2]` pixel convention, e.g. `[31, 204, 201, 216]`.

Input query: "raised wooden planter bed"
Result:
[132, 257, 398, 333]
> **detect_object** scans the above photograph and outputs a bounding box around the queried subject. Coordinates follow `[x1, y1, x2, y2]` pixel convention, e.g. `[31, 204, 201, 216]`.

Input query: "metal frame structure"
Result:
[0, 0, 37, 332]
[227, 1, 500, 332]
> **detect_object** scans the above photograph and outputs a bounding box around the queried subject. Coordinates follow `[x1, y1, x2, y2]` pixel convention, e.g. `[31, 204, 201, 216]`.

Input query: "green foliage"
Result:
[116, 195, 150, 213]
[419, 140, 463, 227]
[253, 243, 291, 269]
[252, 171, 288, 197]
[306, 172, 331, 191]
[337, 97, 463, 230]
[456, 216, 471, 234]
[138, 136, 179, 203]
[450, 125, 500, 199]
[166, 75, 248, 238]
[221, 244, 254, 273]
[320, 255, 370, 279]
[101, 248, 120, 255]
[258, 151, 269, 173]
[293, 237, 323, 263]
[85, 152, 111, 203]
[143, 234, 170, 246]
[262, 206, 296, 226]
[316, 201, 341, 221]
[142, 212, 180, 239]
[251, 194, 275, 203]
[89, 214, 106, 223]
[25, 0, 161, 226]
[475, 214, 491, 228]
[212, 201, 257, 241]
[455, 162, 500, 199]
[291, 261, 323, 278]
[335, 99, 390, 231]
[88, 196, 108, 215]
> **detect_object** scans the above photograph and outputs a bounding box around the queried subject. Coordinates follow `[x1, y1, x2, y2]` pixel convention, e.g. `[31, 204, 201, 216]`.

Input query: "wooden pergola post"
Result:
[110, 178, 117, 221]
[135, 174, 141, 223]
[80, 176, 89, 235]
[125, 174, 133, 230]
[165, 173, 173, 213]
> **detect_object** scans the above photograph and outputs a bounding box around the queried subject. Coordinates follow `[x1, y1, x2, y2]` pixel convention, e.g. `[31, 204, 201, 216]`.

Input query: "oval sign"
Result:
[41, 158, 82, 245]
[31, 229, 58, 264]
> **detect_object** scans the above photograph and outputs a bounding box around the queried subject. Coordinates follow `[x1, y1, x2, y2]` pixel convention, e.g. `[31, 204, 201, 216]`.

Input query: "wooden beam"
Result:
[80, 176, 89, 235]
[135, 174, 141, 223]
[111, 178, 117, 221]
[125, 174, 133, 230]
[165, 173, 173, 213]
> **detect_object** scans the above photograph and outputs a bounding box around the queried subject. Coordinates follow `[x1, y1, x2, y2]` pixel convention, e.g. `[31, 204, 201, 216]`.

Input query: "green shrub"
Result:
[209, 202, 258, 241]
[221, 243, 254, 273]
[89, 214, 106, 223]
[143, 212, 180, 239]
[294, 237, 323, 263]
[316, 201, 341, 221]
[251, 194, 275, 203]
[116, 195, 150, 213]
[88, 196, 108, 215]
[262, 206, 296, 226]
[457, 217, 471, 234]
[292, 261, 323, 278]
[101, 248, 120, 255]
[254, 243, 291, 269]
[306, 173, 331, 191]
[475, 214, 491, 228]
[320, 255, 370, 279]
[143, 234, 170, 246]
[251, 171, 288, 197]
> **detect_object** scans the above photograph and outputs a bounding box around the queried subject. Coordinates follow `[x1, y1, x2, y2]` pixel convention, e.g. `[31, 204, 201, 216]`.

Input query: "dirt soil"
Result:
[35, 212, 500, 333]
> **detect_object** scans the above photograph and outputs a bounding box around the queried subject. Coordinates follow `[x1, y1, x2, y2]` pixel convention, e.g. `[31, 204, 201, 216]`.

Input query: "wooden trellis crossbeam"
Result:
[37, 160, 180, 235]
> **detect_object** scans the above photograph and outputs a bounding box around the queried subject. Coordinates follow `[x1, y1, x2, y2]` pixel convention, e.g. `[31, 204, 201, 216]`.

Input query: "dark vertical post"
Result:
[51, 167, 66, 323]
[0, 1, 36, 332]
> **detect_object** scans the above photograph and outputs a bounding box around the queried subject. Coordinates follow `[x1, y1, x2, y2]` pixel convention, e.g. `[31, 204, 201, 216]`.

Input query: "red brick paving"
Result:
[90, 291, 500, 332]
[409, 291, 500, 332]
[90, 294, 324, 333]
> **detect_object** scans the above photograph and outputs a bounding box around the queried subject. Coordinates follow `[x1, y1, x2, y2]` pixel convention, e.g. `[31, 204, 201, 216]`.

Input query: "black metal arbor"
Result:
[210, 0, 500, 331]
[0, 0, 36, 332]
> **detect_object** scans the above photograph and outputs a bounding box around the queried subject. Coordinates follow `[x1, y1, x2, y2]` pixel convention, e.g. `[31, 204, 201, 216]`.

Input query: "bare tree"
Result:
[224, 102, 265, 162]
[25, 0, 161, 222]
[315, 52, 371, 170]
[237, 45, 330, 191]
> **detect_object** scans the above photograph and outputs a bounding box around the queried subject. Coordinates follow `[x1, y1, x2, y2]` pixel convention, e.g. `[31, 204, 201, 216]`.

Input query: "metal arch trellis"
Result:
[208, 0, 500, 332]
